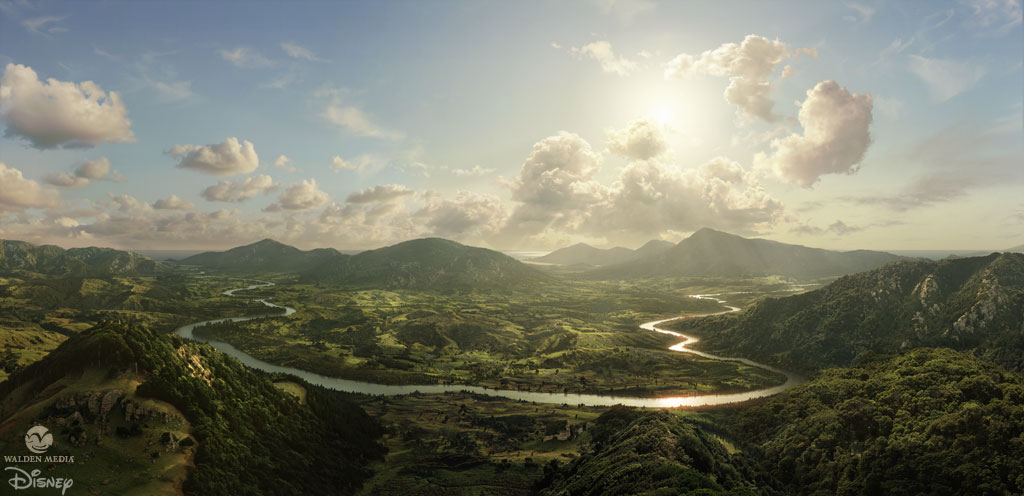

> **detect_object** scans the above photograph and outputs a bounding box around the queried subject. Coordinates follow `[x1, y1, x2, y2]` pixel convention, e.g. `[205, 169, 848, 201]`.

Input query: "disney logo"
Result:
[5, 466, 74, 495]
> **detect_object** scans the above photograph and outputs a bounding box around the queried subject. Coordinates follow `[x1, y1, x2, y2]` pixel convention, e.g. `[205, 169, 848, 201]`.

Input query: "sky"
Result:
[0, 0, 1021, 252]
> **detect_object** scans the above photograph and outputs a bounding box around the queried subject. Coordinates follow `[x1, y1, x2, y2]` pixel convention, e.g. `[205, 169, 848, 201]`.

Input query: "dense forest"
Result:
[539, 349, 1024, 496]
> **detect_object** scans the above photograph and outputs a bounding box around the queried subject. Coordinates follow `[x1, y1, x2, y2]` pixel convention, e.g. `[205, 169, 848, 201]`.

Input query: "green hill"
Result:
[180, 238, 346, 273]
[730, 348, 1024, 495]
[537, 406, 769, 495]
[310, 237, 549, 290]
[0, 319, 384, 495]
[0, 239, 165, 277]
[592, 228, 905, 280]
[679, 252, 1024, 373]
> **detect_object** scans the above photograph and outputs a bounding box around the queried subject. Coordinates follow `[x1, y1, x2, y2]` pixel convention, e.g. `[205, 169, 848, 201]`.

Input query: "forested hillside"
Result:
[729, 348, 1024, 495]
[677, 253, 1024, 372]
[1, 239, 166, 277]
[0, 320, 385, 495]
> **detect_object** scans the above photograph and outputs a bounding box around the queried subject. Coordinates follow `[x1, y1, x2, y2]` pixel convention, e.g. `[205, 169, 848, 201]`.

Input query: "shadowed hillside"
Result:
[1, 239, 166, 277]
[677, 252, 1024, 372]
[0, 320, 385, 495]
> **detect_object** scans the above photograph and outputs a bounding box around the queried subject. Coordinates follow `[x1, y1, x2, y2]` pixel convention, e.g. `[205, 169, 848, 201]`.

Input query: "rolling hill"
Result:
[181, 237, 549, 290]
[592, 228, 906, 280]
[311, 237, 549, 290]
[180, 238, 345, 272]
[679, 252, 1024, 372]
[0, 239, 166, 277]
[531, 239, 674, 266]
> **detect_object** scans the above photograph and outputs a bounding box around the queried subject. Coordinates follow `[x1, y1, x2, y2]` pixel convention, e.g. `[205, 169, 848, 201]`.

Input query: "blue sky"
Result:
[0, 0, 1021, 251]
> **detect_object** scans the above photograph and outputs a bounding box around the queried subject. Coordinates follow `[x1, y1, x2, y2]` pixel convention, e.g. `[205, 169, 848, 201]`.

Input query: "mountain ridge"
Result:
[591, 228, 907, 280]
[0, 239, 166, 277]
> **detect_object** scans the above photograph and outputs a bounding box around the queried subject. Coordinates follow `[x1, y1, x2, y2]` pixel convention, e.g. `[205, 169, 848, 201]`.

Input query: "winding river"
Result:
[174, 281, 803, 408]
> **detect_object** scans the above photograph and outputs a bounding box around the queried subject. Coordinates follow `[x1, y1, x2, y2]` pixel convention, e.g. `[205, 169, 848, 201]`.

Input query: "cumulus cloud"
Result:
[219, 47, 272, 68]
[44, 157, 120, 189]
[153, 195, 196, 210]
[607, 118, 670, 160]
[495, 131, 785, 248]
[201, 174, 277, 202]
[664, 35, 816, 122]
[0, 162, 60, 214]
[571, 41, 637, 75]
[495, 132, 607, 245]
[908, 55, 985, 101]
[273, 154, 296, 172]
[45, 173, 90, 189]
[0, 63, 135, 149]
[169, 137, 260, 176]
[346, 184, 414, 204]
[754, 80, 873, 187]
[76, 157, 113, 179]
[581, 157, 784, 244]
[265, 178, 329, 211]
[414, 191, 508, 239]
[331, 155, 356, 170]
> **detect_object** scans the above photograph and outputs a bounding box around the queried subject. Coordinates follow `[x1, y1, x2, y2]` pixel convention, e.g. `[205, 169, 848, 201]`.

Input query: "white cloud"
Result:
[149, 79, 193, 101]
[415, 191, 508, 239]
[571, 41, 637, 75]
[44, 157, 118, 189]
[331, 155, 356, 170]
[582, 157, 784, 244]
[843, 3, 876, 23]
[664, 35, 816, 122]
[908, 55, 986, 101]
[606, 118, 670, 160]
[0, 63, 135, 149]
[153, 195, 196, 210]
[265, 178, 329, 211]
[169, 137, 260, 176]
[281, 41, 319, 60]
[346, 184, 414, 204]
[201, 174, 277, 202]
[451, 165, 495, 176]
[959, 0, 1022, 34]
[0, 162, 60, 214]
[75, 157, 112, 179]
[219, 47, 272, 68]
[22, 16, 66, 34]
[494, 132, 786, 248]
[273, 154, 297, 172]
[323, 103, 402, 139]
[755, 80, 873, 187]
[45, 172, 90, 189]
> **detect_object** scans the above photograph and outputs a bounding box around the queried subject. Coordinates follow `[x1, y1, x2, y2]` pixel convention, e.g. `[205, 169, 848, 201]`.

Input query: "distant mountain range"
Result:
[588, 228, 907, 279]
[687, 252, 1024, 373]
[0, 239, 165, 277]
[183, 237, 548, 290]
[531, 239, 674, 266]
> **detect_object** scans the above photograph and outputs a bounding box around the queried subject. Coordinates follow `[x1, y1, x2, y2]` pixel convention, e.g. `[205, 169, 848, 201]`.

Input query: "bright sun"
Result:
[653, 105, 677, 126]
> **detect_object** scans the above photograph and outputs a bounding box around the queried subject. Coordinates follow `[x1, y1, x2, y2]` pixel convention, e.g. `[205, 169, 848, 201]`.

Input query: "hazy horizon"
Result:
[1, 1, 1021, 252]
